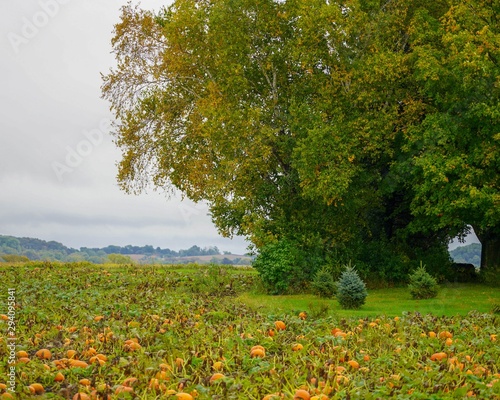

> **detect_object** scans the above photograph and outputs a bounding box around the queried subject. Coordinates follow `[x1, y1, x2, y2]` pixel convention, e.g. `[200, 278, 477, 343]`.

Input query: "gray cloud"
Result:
[0, 0, 249, 254]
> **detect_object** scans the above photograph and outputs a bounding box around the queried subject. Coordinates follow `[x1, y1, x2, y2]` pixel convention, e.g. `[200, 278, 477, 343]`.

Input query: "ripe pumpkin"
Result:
[347, 360, 360, 369]
[123, 377, 138, 387]
[35, 349, 52, 360]
[212, 361, 223, 370]
[430, 352, 447, 361]
[331, 328, 342, 336]
[310, 395, 329, 400]
[292, 343, 304, 351]
[115, 385, 134, 395]
[439, 331, 453, 339]
[89, 356, 106, 366]
[73, 393, 90, 400]
[274, 321, 286, 331]
[69, 359, 89, 368]
[210, 373, 225, 383]
[262, 394, 284, 400]
[28, 383, 45, 395]
[54, 372, 65, 382]
[294, 389, 311, 400]
[176, 393, 194, 400]
[156, 370, 169, 380]
[16, 350, 29, 358]
[124, 340, 142, 351]
[66, 350, 78, 359]
[250, 348, 266, 358]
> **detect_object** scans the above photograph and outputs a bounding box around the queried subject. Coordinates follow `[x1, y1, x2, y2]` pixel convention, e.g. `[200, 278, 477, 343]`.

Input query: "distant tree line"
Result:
[0, 235, 225, 264]
[449, 243, 482, 267]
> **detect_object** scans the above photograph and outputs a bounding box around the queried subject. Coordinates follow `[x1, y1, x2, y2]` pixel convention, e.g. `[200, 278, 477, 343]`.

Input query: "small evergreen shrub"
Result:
[336, 265, 368, 309]
[408, 264, 439, 299]
[311, 266, 337, 298]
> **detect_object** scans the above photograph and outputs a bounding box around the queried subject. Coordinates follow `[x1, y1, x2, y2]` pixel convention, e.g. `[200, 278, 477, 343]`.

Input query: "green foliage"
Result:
[102, 0, 500, 282]
[185, 264, 255, 297]
[452, 263, 479, 283]
[491, 303, 500, 315]
[252, 240, 307, 295]
[336, 265, 368, 309]
[408, 264, 439, 299]
[311, 266, 337, 298]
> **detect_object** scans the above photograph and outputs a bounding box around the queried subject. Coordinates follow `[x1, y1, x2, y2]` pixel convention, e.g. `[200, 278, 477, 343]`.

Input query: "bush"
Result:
[336, 265, 368, 309]
[311, 266, 337, 298]
[252, 240, 307, 295]
[408, 264, 439, 299]
[452, 263, 479, 283]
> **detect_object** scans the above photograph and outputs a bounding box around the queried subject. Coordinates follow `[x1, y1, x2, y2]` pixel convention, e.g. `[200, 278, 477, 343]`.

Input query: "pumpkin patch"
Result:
[0, 262, 498, 399]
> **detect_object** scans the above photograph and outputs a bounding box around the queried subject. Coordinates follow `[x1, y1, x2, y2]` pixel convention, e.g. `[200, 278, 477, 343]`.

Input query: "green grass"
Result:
[238, 283, 500, 318]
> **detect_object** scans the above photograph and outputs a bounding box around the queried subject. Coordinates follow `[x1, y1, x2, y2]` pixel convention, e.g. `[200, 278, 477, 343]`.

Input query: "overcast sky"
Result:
[0, 0, 249, 254]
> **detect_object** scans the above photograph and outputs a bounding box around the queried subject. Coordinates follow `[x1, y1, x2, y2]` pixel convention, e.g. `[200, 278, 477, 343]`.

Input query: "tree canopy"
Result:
[102, 0, 500, 289]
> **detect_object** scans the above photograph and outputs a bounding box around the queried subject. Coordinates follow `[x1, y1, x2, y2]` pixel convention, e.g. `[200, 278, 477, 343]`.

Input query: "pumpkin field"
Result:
[0, 263, 499, 399]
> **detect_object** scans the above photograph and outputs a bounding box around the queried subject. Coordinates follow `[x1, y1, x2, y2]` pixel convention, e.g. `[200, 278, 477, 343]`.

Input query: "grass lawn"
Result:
[238, 283, 500, 318]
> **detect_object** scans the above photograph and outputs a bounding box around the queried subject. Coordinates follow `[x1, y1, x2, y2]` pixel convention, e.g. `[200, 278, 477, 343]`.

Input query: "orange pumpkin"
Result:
[274, 321, 286, 331]
[35, 349, 52, 360]
[54, 372, 65, 382]
[210, 373, 225, 383]
[294, 389, 311, 400]
[176, 393, 194, 400]
[28, 383, 45, 395]
[430, 352, 447, 361]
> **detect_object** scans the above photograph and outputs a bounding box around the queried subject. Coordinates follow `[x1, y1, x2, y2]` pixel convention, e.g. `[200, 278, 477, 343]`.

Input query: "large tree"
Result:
[102, 0, 499, 286]
[404, 0, 500, 282]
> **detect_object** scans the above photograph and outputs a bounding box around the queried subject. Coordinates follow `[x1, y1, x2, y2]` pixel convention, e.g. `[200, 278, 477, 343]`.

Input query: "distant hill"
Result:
[449, 243, 481, 267]
[2, 233, 477, 267]
[0, 234, 251, 265]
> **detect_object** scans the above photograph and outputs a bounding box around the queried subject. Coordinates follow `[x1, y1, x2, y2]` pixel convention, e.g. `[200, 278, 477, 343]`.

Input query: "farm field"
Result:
[0, 262, 499, 399]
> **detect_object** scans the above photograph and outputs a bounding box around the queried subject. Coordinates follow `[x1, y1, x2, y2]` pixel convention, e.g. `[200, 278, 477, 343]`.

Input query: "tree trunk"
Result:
[474, 227, 500, 286]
